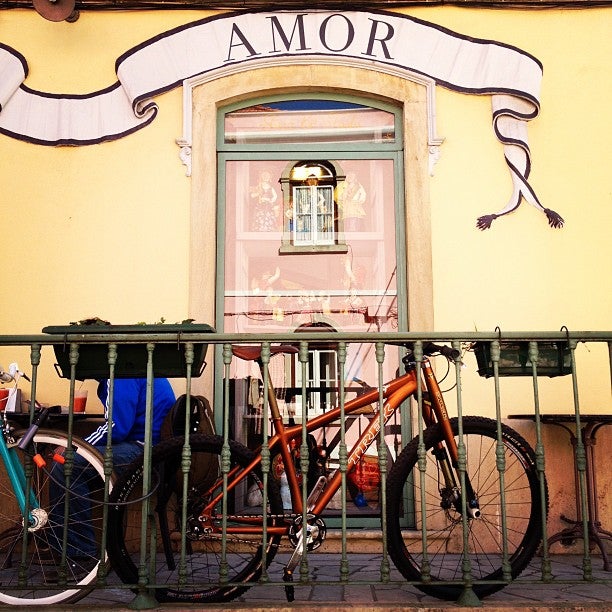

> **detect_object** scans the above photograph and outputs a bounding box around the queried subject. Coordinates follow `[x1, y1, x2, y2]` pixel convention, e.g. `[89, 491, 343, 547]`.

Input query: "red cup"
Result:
[0, 388, 9, 411]
[73, 390, 88, 413]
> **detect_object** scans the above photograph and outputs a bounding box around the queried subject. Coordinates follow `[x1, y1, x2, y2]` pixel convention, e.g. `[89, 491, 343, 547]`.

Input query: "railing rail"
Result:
[0, 329, 610, 608]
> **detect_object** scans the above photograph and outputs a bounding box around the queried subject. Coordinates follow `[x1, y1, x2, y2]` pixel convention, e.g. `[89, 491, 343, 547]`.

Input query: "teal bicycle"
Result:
[0, 364, 109, 606]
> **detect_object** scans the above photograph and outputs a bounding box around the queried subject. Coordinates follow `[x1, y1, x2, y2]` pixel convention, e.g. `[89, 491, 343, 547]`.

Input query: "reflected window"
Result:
[295, 348, 338, 418]
[281, 160, 343, 250]
[293, 322, 339, 419]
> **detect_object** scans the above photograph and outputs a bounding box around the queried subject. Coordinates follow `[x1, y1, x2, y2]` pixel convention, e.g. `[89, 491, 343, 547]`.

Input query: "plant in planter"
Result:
[43, 319, 214, 380]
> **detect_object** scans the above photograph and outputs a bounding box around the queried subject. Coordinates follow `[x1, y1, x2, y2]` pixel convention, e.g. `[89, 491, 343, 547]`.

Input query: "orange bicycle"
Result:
[107, 342, 545, 603]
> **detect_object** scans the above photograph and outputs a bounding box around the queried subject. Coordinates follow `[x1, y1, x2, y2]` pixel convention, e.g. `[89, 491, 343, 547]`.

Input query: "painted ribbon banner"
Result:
[0, 10, 563, 228]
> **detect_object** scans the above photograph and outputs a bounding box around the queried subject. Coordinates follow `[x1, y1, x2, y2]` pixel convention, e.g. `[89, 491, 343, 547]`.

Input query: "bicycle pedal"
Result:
[283, 568, 295, 602]
[284, 584, 295, 602]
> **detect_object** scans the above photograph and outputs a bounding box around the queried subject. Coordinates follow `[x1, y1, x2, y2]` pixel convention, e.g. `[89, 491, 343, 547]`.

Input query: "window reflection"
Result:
[224, 158, 397, 335]
[224, 99, 395, 144]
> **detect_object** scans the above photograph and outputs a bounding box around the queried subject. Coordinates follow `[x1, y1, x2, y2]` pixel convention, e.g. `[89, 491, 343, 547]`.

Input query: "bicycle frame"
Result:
[204, 353, 465, 530]
[103, 343, 544, 605]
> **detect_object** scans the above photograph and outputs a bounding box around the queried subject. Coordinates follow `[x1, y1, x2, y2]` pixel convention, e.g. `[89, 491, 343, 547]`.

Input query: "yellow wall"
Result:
[428, 9, 611, 333]
[0, 7, 610, 413]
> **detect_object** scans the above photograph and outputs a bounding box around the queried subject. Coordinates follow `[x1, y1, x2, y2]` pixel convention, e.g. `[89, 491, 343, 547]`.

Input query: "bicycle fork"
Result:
[430, 440, 481, 519]
[0, 418, 41, 523]
[0, 410, 58, 531]
[420, 363, 481, 520]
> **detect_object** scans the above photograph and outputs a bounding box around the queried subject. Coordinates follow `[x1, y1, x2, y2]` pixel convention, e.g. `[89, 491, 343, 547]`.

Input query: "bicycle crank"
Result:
[288, 514, 327, 551]
[283, 514, 327, 602]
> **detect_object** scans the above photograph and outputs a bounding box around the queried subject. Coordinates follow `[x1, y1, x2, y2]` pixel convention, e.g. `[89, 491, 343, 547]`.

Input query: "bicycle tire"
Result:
[0, 428, 109, 606]
[107, 433, 284, 603]
[386, 416, 546, 600]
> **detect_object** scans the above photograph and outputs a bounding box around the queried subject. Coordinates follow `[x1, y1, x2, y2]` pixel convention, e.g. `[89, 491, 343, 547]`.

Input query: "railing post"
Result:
[298, 340, 310, 584]
[55, 342, 80, 585]
[453, 341, 481, 608]
[260, 342, 272, 583]
[337, 341, 350, 583]
[490, 340, 512, 582]
[567, 339, 593, 581]
[219, 342, 233, 585]
[529, 341, 553, 582]
[17, 343, 42, 585]
[414, 341, 431, 584]
[177, 341, 194, 587]
[129, 343, 158, 610]
[376, 341, 390, 584]
[98, 343, 117, 586]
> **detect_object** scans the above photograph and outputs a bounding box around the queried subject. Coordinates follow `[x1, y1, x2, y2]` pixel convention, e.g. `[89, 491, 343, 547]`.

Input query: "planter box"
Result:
[474, 341, 571, 378]
[42, 324, 214, 380]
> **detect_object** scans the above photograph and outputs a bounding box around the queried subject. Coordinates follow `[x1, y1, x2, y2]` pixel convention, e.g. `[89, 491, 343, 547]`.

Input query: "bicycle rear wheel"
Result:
[0, 429, 108, 606]
[107, 434, 284, 603]
[386, 416, 545, 600]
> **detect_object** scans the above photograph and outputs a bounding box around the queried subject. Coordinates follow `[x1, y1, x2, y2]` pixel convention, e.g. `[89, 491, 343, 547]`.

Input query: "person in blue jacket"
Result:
[49, 378, 176, 566]
[85, 377, 176, 459]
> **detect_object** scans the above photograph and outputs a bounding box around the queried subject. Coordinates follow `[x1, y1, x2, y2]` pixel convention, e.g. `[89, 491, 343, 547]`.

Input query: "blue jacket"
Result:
[85, 378, 176, 446]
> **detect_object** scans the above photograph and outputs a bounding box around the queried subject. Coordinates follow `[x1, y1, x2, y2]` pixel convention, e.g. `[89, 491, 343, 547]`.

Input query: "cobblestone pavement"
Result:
[4, 554, 611, 611]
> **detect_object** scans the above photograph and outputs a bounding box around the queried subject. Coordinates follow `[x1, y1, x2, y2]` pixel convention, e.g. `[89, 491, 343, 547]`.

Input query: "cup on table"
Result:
[73, 389, 88, 413]
[0, 388, 9, 411]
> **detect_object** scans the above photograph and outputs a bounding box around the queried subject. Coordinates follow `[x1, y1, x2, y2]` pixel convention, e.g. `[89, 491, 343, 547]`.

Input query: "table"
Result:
[508, 413, 612, 570]
[5, 411, 104, 438]
[6, 411, 103, 423]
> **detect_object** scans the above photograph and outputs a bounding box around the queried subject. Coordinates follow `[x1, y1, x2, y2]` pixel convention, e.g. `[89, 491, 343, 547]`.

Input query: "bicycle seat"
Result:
[232, 344, 298, 362]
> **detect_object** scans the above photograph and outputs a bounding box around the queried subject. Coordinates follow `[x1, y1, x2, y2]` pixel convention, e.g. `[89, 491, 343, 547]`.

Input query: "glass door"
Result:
[216, 96, 406, 520]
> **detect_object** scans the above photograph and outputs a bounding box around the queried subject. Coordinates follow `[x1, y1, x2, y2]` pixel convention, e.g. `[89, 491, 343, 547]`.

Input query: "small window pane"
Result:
[225, 99, 395, 145]
[293, 185, 335, 246]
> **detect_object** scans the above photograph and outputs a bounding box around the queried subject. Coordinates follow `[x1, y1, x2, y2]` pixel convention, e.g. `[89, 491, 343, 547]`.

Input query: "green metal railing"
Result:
[0, 329, 610, 608]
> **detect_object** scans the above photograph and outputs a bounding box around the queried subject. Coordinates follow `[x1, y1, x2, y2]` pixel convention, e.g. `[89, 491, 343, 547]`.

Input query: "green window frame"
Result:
[215, 94, 408, 525]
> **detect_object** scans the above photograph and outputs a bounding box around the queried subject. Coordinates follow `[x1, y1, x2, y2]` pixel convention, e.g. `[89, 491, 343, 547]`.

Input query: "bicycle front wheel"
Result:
[0, 429, 109, 606]
[386, 416, 545, 600]
[107, 434, 284, 604]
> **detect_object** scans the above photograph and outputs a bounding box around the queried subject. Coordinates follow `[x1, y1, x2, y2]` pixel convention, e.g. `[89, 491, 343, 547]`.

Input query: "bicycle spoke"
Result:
[107, 434, 283, 604]
[0, 430, 106, 606]
[386, 417, 545, 600]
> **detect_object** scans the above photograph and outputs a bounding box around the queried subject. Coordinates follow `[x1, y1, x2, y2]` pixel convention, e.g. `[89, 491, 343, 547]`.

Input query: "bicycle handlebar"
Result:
[395, 342, 461, 362]
[0, 363, 30, 383]
[426, 343, 461, 361]
[16, 408, 49, 452]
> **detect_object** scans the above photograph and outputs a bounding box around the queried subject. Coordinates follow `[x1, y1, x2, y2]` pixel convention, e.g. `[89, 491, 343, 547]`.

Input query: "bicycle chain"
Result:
[198, 512, 313, 551]
[213, 511, 313, 522]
